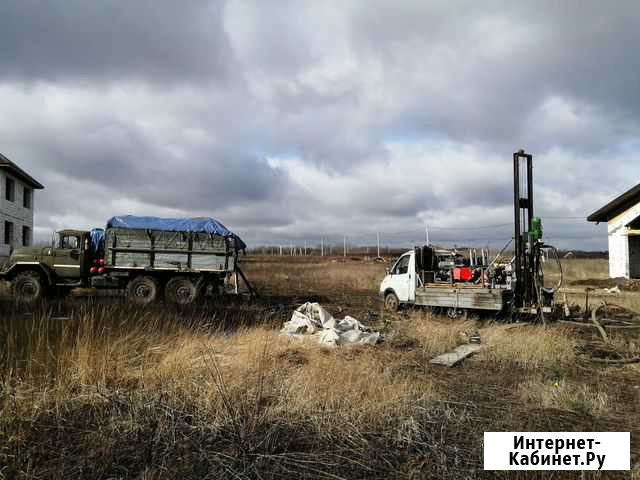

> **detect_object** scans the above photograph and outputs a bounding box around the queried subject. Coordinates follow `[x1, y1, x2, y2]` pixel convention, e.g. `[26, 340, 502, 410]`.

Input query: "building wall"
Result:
[0, 169, 35, 264]
[606, 202, 640, 279]
[608, 232, 629, 278]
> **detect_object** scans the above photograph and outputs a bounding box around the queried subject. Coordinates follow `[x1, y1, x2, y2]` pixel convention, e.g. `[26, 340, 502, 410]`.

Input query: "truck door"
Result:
[389, 253, 412, 302]
[53, 233, 82, 279]
[408, 252, 416, 302]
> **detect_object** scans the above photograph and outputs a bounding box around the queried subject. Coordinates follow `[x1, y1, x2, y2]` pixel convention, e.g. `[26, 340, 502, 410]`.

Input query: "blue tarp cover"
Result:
[106, 215, 246, 250]
[90, 228, 105, 254]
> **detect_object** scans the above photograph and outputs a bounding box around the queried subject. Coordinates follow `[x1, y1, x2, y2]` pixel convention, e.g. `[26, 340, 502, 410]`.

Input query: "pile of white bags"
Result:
[280, 302, 380, 347]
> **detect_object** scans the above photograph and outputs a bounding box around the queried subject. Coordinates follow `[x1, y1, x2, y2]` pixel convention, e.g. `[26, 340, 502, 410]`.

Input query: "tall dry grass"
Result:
[544, 258, 609, 283]
[1, 303, 453, 478]
[479, 325, 577, 370]
[401, 311, 577, 370]
[517, 378, 611, 416]
[244, 257, 385, 294]
[2, 254, 639, 478]
[4, 301, 618, 479]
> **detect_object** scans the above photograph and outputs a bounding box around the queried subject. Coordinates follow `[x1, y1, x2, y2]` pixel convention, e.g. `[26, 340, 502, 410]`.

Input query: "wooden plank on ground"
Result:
[430, 344, 482, 367]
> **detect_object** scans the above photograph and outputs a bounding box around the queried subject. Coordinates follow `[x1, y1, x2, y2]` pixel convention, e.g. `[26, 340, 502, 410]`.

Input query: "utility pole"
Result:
[304, 240, 307, 256]
[279, 245, 282, 256]
[425, 224, 430, 246]
[377, 232, 380, 257]
[343, 236, 346, 257]
[321, 238, 324, 257]
[290, 242, 293, 256]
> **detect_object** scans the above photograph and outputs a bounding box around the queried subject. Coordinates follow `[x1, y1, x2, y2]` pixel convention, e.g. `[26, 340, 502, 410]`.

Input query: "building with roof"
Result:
[588, 183, 640, 279]
[0, 153, 44, 263]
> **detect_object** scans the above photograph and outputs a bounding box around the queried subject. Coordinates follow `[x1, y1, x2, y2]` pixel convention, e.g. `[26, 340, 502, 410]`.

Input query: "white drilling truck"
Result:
[379, 150, 562, 320]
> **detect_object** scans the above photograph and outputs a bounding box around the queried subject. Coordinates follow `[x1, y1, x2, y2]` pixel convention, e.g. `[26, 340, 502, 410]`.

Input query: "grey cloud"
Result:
[0, 0, 234, 84]
[21, 124, 290, 212]
[2, 0, 638, 250]
[349, 1, 640, 152]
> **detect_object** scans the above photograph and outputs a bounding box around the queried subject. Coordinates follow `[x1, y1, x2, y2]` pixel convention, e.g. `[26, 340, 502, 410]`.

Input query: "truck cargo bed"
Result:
[105, 228, 233, 272]
[415, 284, 506, 311]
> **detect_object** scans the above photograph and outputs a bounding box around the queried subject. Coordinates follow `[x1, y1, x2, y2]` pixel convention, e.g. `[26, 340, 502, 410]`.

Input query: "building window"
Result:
[23, 187, 32, 209]
[22, 225, 31, 246]
[5, 177, 15, 202]
[4, 221, 14, 246]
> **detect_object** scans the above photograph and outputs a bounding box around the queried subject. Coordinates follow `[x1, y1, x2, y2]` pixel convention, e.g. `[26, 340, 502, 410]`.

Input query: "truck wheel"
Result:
[13, 271, 45, 303]
[384, 292, 399, 312]
[165, 277, 197, 305]
[126, 276, 159, 305]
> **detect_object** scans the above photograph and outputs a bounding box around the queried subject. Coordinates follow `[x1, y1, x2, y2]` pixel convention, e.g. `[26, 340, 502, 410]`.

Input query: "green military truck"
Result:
[0, 215, 251, 304]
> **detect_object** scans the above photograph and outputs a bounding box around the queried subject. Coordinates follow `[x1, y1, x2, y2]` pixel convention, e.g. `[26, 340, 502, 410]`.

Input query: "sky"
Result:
[1, 0, 638, 250]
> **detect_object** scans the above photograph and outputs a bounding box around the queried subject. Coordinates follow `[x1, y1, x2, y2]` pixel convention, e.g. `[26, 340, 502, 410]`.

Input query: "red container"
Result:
[453, 267, 473, 282]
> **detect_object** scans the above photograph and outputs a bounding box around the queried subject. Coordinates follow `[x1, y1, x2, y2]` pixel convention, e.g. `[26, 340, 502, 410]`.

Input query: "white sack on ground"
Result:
[281, 302, 381, 347]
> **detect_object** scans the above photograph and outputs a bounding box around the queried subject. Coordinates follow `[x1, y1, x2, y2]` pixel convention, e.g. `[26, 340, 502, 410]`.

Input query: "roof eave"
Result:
[0, 165, 44, 189]
[586, 183, 640, 224]
[0, 152, 45, 189]
[586, 211, 607, 223]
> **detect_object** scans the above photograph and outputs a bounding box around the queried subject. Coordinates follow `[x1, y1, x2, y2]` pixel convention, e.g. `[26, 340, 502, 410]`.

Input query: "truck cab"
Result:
[0, 229, 91, 301]
[50, 229, 91, 280]
[379, 249, 417, 310]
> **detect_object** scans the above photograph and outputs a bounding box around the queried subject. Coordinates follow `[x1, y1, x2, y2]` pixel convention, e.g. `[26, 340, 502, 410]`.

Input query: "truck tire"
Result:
[126, 276, 159, 305]
[384, 291, 399, 312]
[13, 271, 46, 303]
[165, 277, 197, 305]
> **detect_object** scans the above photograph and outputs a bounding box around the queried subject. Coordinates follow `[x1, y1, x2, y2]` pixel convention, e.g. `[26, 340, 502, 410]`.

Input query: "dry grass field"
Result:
[1, 256, 639, 479]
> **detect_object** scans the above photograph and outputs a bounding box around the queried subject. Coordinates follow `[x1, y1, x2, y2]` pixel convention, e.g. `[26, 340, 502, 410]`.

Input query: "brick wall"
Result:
[0, 170, 35, 263]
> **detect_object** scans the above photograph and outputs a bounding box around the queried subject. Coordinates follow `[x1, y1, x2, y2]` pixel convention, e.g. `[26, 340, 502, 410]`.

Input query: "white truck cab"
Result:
[379, 249, 417, 310]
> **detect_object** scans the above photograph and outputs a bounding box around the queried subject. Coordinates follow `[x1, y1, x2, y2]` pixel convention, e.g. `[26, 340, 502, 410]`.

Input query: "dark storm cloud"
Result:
[17, 114, 289, 218]
[0, 0, 234, 84]
[349, 0, 640, 152]
[1, 0, 638, 249]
